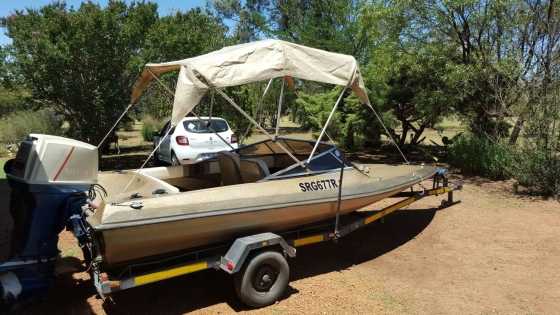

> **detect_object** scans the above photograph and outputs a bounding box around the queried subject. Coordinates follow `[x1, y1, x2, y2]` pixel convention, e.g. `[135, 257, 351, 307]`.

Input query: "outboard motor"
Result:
[0, 134, 97, 307]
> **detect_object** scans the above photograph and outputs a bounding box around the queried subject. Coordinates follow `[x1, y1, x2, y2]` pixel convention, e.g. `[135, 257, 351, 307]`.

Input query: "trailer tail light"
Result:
[176, 136, 189, 146]
[231, 134, 238, 144]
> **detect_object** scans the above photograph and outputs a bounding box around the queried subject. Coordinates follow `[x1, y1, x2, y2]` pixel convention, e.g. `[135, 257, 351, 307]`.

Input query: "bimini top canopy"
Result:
[131, 39, 370, 125]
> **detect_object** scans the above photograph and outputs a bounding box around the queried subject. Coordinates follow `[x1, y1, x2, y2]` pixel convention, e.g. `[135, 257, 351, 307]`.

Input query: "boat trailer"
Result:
[92, 171, 461, 307]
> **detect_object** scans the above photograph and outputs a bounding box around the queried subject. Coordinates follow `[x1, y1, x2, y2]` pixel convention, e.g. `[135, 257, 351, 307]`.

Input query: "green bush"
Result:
[0, 146, 10, 158]
[141, 115, 164, 142]
[295, 88, 381, 149]
[448, 133, 513, 180]
[513, 147, 560, 197]
[0, 109, 63, 144]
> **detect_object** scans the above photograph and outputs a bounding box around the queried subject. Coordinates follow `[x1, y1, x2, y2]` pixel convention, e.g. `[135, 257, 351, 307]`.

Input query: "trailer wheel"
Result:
[234, 251, 289, 308]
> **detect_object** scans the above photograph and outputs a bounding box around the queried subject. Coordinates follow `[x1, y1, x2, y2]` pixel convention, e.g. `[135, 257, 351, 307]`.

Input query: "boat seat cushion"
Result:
[217, 151, 270, 185]
[217, 151, 243, 185]
[239, 158, 270, 183]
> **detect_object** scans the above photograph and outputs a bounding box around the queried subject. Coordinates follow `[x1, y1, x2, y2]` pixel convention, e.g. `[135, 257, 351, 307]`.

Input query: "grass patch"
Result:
[0, 158, 8, 179]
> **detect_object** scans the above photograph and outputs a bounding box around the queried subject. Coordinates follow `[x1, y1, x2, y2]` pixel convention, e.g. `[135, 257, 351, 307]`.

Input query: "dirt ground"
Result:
[4, 175, 556, 315]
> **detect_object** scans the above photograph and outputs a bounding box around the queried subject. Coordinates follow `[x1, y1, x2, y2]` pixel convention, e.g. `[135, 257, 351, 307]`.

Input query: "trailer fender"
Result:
[219, 233, 296, 274]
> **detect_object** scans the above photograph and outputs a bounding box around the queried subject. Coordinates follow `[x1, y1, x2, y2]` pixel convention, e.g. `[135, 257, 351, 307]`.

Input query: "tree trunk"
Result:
[509, 112, 526, 145]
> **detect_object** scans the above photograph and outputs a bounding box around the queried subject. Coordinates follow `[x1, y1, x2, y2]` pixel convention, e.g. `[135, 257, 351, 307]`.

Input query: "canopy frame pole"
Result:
[365, 102, 410, 165]
[240, 78, 274, 144]
[97, 102, 133, 148]
[147, 69, 235, 150]
[214, 88, 308, 169]
[275, 78, 285, 138]
[121, 124, 174, 192]
[208, 90, 214, 120]
[306, 87, 347, 164]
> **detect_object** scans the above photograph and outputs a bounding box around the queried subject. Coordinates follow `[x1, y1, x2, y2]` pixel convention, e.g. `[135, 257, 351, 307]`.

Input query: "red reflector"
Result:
[231, 134, 238, 144]
[226, 260, 235, 271]
[176, 136, 189, 145]
[100, 273, 109, 282]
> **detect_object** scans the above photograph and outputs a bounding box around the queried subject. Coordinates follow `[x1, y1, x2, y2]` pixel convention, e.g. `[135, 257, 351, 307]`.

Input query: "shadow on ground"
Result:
[19, 207, 436, 314]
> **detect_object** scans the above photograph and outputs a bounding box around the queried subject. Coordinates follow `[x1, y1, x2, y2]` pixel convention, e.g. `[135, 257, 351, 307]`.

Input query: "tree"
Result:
[384, 46, 456, 146]
[401, 0, 559, 141]
[6, 2, 158, 146]
[138, 8, 228, 120]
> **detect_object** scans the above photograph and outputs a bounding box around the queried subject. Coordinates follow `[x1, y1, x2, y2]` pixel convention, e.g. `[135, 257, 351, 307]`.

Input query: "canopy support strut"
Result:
[214, 88, 308, 169]
[306, 87, 347, 164]
[240, 78, 274, 144]
[275, 79, 285, 138]
[147, 69, 234, 150]
[97, 103, 133, 148]
[365, 103, 410, 165]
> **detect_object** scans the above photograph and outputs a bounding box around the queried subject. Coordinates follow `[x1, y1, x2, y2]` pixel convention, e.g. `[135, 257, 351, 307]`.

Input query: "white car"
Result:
[154, 117, 239, 165]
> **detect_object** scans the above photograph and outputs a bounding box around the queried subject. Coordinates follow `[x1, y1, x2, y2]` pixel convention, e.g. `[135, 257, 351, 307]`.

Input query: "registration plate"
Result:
[198, 153, 217, 160]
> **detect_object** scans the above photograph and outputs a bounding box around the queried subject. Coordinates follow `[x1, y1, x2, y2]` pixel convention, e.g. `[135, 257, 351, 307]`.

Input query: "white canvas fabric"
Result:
[131, 39, 370, 125]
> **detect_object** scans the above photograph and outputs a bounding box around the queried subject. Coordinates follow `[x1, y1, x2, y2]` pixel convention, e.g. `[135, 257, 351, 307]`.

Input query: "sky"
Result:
[0, 0, 223, 46]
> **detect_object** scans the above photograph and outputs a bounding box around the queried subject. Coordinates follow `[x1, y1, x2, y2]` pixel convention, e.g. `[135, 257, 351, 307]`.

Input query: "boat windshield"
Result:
[235, 137, 351, 179]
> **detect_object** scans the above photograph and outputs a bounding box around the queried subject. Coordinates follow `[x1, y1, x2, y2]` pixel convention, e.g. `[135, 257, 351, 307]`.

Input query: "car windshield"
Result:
[183, 119, 229, 133]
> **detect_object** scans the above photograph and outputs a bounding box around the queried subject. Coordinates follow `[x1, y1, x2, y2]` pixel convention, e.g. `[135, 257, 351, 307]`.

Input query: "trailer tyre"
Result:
[234, 251, 289, 308]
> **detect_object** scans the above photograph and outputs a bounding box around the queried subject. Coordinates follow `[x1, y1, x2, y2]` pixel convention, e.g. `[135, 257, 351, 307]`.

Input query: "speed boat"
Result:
[90, 138, 437, 266]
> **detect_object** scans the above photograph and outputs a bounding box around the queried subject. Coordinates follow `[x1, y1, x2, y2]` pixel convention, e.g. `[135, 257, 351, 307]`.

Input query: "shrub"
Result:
[0, 145, 10, 158]
[513, 146, 560, 197]
[294, 88, 381, 149]
[141, 115, 164, 142]
[448, 133, 513, 180]
[0, 109, 63, 144]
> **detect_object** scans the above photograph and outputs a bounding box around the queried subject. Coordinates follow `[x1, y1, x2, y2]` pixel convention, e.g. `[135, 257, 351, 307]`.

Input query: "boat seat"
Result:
[217, 151, 243, 185]
[239, 158, 270, 183]
[217, 151, 270, 185]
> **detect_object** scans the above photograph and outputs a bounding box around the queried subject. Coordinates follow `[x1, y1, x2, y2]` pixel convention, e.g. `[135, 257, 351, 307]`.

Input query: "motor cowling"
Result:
[0, 134, 97, 306]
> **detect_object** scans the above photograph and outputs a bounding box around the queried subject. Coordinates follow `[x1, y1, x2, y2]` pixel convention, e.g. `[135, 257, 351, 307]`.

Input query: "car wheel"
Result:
[171, 152, 180, 166]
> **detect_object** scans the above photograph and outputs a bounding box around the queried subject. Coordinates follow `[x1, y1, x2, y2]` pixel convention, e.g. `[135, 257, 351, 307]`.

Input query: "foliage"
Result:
[510, 82, 560, 196]
[0, 45, 22, 88]
[0, 87, 29, 117]
[141, 115, 164, 142]
[383, 45, 457, 146]
[142, 8, 227, 62]
[402, 0, 559, 140]
[6, 2, 158, 145]
[0, 109, 63, 144]
[138, 9, 227, 121]
[295, 87, 381, 149]
[514, 147, 560, 197]
[0, 147, 9, 159]
[448, 133, 513, 180]
[0, 158, 7, 178]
